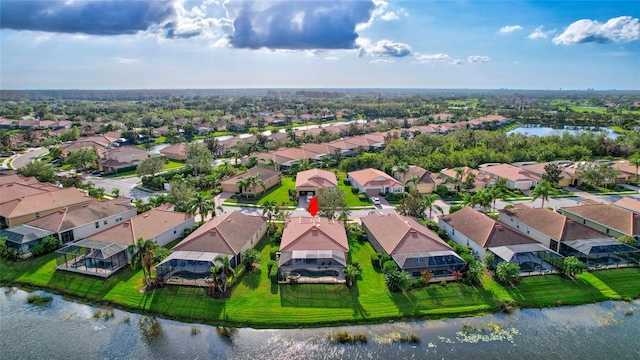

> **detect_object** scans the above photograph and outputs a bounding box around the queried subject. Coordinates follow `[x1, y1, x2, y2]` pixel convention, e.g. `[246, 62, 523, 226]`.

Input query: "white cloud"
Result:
[356, 0, 389, 31]
[468, 55, 490, 63]
[357, 38, 412, 57]
[324, 56, 339, 61]
[553, 16, 640, 45]
[34, 32, 55, 42]
[500, 25, 522, 34]
[528, 26, 555, 40]
[450, 59, 464, 65]
[113, 57, 139, 64]
[415, 53, 450, 63]
[380, 12, 399, 21]
[370, 59, 395, 64]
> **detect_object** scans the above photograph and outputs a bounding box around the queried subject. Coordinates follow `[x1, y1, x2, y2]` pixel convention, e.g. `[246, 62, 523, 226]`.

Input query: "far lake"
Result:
[1, 287, 639, 359]
[508, 124, 620, 139]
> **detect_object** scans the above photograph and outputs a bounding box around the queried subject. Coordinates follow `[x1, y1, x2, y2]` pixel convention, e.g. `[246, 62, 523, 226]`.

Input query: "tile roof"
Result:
[220, 166, 281, 185]
[439, 207, 537, 248]
[348, 168, 403, 188]
[171, 211, 266, 254]
[87, 208, 193, 246]
[159, 143, 187, 157]
[295, 169, 338, 189]
[0, 174, 39, 186]
[403, 165, 435, 185]
[560, 204, 640, 236]
[0, 181, 62, 203]
[280, 216, 349, 252]
[0, 187, 92, 218]
[362, 213, 453, 255]
[612, 197, 640, 214]
[480, 164, 539, 182]
[25, 198, 135, 233]
[499, 204, 609, 242]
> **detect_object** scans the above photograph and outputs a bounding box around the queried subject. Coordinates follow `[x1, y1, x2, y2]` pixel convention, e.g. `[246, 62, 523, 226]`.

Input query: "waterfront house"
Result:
[557, 203, 640, 245]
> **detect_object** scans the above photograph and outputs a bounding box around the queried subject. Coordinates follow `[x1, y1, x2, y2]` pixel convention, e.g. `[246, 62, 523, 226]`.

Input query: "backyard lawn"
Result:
[2, 240, 640, 328]
[337, 172, 372, 207]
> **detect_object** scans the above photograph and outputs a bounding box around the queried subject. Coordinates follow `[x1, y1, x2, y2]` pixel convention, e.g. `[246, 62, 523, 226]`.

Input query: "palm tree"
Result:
[453, 167, 465, 192]
[133, 199, 152, 214]
[242, 249, 260, 270]
[214, 255, 235, 292]
[531, 181, 553, 209]
[344, 264, 360, 287]
[236, 177, 249, 199]
[188, 192, 215, 224]
[487, 186, 503, 211]
[148, 194, 168, 208]
[111, 187, 120, 198]
[393, 162, 410, 182]
[261, 200, 276, 226]
[423, 194, 443, 221]
[127, 238, 156, 286]
[405, 175, 420, 190]
[630, 158, 640, 181]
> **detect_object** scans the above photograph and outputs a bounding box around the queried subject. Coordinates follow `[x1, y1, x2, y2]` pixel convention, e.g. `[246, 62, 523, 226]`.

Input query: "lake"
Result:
[1, 287, 639, 359]
[507, 124, 620, 139]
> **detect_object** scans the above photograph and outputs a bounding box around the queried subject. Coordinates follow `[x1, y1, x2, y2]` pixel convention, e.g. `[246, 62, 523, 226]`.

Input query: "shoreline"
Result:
[3, 273, 638, 330]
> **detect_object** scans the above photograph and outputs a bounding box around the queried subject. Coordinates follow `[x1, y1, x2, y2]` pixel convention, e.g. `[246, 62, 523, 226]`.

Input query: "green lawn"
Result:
[337, 172, 372, 207]
[2, 242, 640, 328]
[227, 177, 296, 206]
[164, 160, 185, 170]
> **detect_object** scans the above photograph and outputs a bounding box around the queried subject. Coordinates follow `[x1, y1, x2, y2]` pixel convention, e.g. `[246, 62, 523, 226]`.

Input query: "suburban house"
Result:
[478, 163, 540, 190]
[23, 198, 137, 244]
[99, 145, 150, 174]
[156, 211, 267, 284]
[159, 142, 188, 161]
[394, 165, 442, 194]
[517, 161, 575, 187]
[220, 166, 281, 195]
[0, 187, 93, 228]
[347, 168, 404, 196]
[55, 208, 194, 277]
[610, 160, 638, 182]
[361, 212, 465, 279]
[278, 216, 349, 284]
[439, 207, 562, 274]
[0, 225, 56, 258]
[440, 167, 491, 192]
[295, 168, 338, 197]
[557, 203, 640, 244]
[612, 197, 640, 215]
[498, 204, 638, 267]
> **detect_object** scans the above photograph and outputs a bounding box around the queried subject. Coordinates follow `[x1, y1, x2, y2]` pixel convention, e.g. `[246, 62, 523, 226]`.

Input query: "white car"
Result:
[370, 196, 381, 205]
[307, 194, 313, 202]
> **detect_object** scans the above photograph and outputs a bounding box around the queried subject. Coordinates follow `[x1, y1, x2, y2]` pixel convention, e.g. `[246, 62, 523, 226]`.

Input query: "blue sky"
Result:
[1, 0, 639, 90]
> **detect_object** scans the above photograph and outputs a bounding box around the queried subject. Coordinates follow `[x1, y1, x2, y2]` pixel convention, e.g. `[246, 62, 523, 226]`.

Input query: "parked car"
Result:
[370, 196, 380, 205]
[306, 194, 313, 203]
[90, 170, 101, 176]
[50, 159, 62, 165]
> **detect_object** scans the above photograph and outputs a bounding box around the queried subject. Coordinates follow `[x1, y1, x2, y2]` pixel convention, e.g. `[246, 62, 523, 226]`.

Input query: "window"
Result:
[550, 239, 558, 252]
[415, 257, 425, 263]
[104, 220, 108, 225]
[452, 228, 455, 235]
[95, 222, 99, 229]
[35, 212, 40, 218]
[116, 216, 123, 222]
[606, 228, 610, 234]
[60, 230, 74, 243]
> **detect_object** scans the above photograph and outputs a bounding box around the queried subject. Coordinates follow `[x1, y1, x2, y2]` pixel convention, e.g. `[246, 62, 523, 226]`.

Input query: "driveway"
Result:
[10, 147, 49, 169]
[90, 176, 162, 200]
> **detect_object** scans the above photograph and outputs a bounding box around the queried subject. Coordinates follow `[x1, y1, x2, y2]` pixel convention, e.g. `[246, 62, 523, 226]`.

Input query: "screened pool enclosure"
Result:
[56, 239, 128, 278]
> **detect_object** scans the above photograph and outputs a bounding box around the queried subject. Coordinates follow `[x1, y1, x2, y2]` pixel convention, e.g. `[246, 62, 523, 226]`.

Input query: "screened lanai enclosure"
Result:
[156, 251, 232, 286]
[489, 243, 564, 276]
[560, 238, 640, 269]
[56, 239, 128, 278]
[392, 250, 467, 279]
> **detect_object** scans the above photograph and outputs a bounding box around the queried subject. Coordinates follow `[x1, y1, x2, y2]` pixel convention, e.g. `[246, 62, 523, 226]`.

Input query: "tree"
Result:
[66, 148, 97, 171]
[487, 186, 503, 211]
[393, 162, 409, 182]
[344, 264, 360, 287]
[495, 262, 520, 285]
[49, 146, 62, 160]
[464, 260, 483, 285]
[214, 255, 235, 292]
[167, 178, 196, 212]
[397, 189, 428, 219]
[384, 269, 411, 292]
[133, 199, 152, 214]
[630, 158, 640, 181]
[59, 127, 80, 142]
[316, 188, 348, 220]
[111, 187, 120, 198]
[423, 194, 443, 221]
[453, 167, 464, 191]
[242, 248, 261, 269]
[420, 270, 434, 285]
[188, 192, 216, 225]
[541, 163, 564, 188]
[483, 251, 495, 269]
[617, 235, 637, 247]
[435, 184, 449, 198]
[148, 194, 168, 208]
[562, 256, 585, 277]
[461, 173, 476, 191]
[261, 200, 277, 226]
[204, 137, 222, 156]
[531, 181, 553, 208]
[186, 142, 213, 175]
[405, 175, 420, 189]
[17, 161, 57, 183]
[127, 238, 156, 286]
[136, 156, 165, 177]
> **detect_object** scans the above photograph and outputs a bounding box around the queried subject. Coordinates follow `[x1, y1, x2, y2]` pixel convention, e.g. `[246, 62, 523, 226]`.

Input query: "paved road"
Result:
[10, 147, 49, 169]
[90, 176, 161, 201]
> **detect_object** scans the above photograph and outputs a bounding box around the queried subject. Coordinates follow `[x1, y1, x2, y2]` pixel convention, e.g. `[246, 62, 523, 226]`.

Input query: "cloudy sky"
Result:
[1, 0, 639, 90]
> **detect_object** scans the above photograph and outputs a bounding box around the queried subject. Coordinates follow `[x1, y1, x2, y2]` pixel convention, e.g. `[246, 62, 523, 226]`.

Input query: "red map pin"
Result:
[307, 197, 320, 216]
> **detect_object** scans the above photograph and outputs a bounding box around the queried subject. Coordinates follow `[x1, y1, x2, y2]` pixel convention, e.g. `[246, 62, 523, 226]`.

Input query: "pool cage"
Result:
[489, 243, 564, 276]
[156, 251, 230, 285]
[55, 239, 129, 278]
[561, 238, 640, 270]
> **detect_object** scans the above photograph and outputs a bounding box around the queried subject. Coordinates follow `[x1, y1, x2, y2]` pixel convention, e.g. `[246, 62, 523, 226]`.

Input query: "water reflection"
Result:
[1, 287, 639, 359]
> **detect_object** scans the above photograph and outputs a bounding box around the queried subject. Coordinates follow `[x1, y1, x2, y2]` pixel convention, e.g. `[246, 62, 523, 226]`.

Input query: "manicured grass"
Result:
[164, 160, 185, 170]
[154, 136, 167, 144]
[2, 244, 640, 328]
[337, 172, 371, 207]
[257, 177, 296, 205]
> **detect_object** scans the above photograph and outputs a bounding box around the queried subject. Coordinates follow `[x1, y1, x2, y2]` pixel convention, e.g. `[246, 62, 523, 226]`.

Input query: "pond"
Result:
[507, 124, 620, 139]
[1, 287, 639, 359]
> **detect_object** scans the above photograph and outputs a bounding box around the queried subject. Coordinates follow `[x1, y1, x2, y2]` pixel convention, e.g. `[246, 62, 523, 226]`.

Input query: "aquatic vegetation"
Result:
[191, 326, 200, 335]
[116, 316, 131, 324]
[139, 316, 163, 342]
[59, 312, 77, 321]
[457, 322, 519, 344]
[216, 327, 238, 343]
[328, 330, 368, 344]
[92, 310, 115, 320]
[4, 287, 17, 295]
[624, 308, 633, 317]
[26, 295, 53, 306]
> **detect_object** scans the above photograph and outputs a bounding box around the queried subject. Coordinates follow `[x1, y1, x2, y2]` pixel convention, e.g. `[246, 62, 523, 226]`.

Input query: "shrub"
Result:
[358, 194, 367, 200]
[270, 249, 278, 261]
[26, 295, 53, 306]
[268, 260, 279, 278]
[383, 260, 399, 275]
[152, 247, 171, 264]
[420, 270, 434, 284]
[30, 235, 62, 256]
[370, 253, 380, 267]
[342, 179, 351, 186]
[483, 252, 495, 270]
[351, 187, 359, 194]
[495, 262, 520, 285]
[463, 260, 483, 285]
[440, 280, 447, 287]
[449, 205, 463, 214]
[351, 259, 361, 271]
[379, 254, 392, 268]
[562, 256, 585, 277]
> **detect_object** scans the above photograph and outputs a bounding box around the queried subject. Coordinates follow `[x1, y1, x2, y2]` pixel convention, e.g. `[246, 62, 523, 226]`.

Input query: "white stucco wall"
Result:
[152, 217, 196, 247]
[71, 209, 137, 241]
[438, 219, 485, 259]
[498, 212, 553, 249]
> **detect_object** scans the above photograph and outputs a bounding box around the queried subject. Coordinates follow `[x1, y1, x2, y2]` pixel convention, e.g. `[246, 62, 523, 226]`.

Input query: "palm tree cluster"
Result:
[210, 255, 235, 294]
[127, 238, 156, 286]
[236, 174, 266, 199]
[187, 192, 221, 224]
[461, 187, 503, 213]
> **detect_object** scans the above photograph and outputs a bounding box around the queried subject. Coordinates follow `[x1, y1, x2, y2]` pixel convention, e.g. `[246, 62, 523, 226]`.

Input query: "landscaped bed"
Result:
[1, 239, 639, 328]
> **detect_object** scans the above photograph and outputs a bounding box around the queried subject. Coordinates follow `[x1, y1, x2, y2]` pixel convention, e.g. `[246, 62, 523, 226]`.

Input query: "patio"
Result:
[55, 239, 129, 278]
[489, 243, 563, 276]
[278, 250, 347, 284]
[561, 238, 640, 270]
[156, 251, 231, 287]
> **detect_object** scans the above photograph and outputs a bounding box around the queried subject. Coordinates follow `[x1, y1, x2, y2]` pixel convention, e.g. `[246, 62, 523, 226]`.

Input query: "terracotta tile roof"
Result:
[280, 216, 348, 252]
[159, 143, 187, 157]
[88, 208, 193, 246]
[520, 162, 574, 179]
[362, 213, 453, 255]
[611, 160, 638, 175]
[480, 164, 539, 182]
[0, 174, 39, 186]
[0, 181, 62, 203]
[560, 204, 640, 236]
[439, 207, 537, 248]
[271, 147, 322, 161]
[348, 168, 403, 188]
[613, 197, 640, 214]
[402, 165, 435, 185]
[302, 143, 340, 155]
[0, 187, 92, 218]
[220, 166, 281, 185]
[25, 198, 135, 233]
[499, 204, 608, 242]
[172, 211, 266, 254]
[295, 169, 338, 189]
